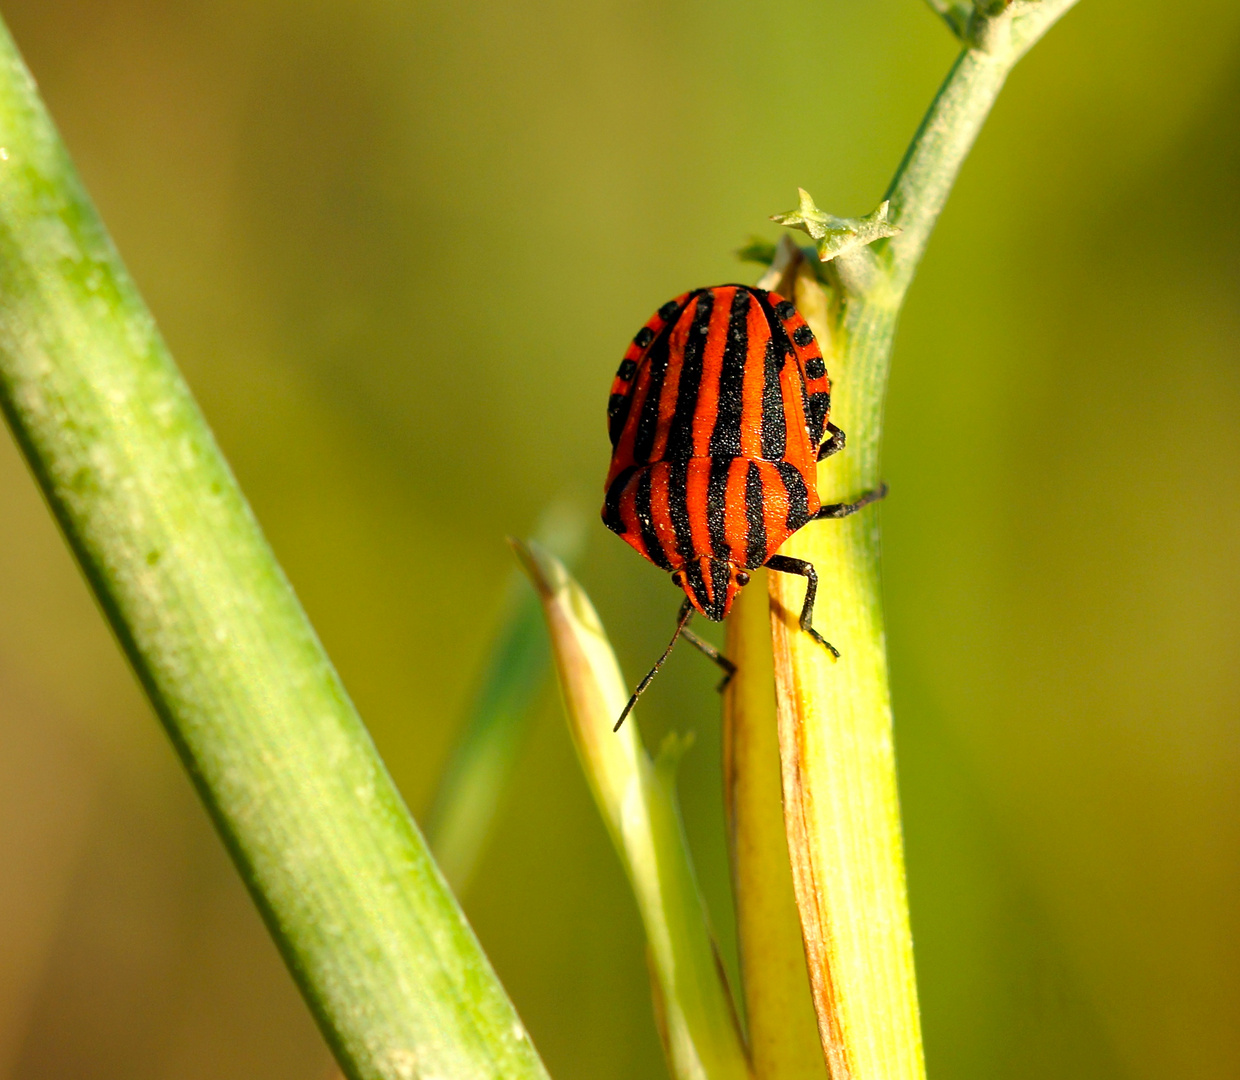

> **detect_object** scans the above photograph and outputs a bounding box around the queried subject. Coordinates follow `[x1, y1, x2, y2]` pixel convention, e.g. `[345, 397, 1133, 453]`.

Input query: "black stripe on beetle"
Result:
[760, 336, 787, 461]
[603, 465, 635, 534]
[708, 288, 751, 458]
[745, 461, 767, 568]
[807, 392, 830, 444]
[633, 324, 675, 464]
[777, 461, 811, 531]
[665, 290, 715, 461]
[608, 393, 632, 446]
[635, 469, 673, 569]
[667, 459, 695, 563]
[707, 456, 732, 560]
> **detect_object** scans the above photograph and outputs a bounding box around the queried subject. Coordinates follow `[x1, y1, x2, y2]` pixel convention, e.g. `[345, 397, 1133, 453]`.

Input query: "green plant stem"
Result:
[882, 0, 1083, 305]
[765, 256, 920, 1080]
[0, 22, 548, 1080]
[847, 1, 1081, 470]
[424, 576, 550, 892]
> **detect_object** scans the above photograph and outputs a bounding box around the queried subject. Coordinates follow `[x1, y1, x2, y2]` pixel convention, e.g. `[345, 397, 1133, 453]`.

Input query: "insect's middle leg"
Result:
[764, 554, 839, 658]
[813, 482, 888, 520]
[681, 628, 737, 691]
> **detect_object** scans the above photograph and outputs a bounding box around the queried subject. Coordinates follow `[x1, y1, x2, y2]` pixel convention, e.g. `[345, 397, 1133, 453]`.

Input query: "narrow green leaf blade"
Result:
[425, 576, 551, 891]
[426, 506, 583, 892]
[723, 572, 826, 1080]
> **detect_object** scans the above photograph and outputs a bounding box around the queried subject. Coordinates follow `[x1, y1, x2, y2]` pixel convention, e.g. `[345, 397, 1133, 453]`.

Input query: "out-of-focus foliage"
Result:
[0, 2, 1236, 1079]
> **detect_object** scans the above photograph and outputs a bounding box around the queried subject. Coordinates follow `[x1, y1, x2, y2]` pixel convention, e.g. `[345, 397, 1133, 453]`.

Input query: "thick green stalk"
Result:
[768, 262, 916, 1080]
[0, 22, 548, 1080]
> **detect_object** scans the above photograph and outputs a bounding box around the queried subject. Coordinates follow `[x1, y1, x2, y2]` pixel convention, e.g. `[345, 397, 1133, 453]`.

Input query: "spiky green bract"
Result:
[770, 190, 899, 265]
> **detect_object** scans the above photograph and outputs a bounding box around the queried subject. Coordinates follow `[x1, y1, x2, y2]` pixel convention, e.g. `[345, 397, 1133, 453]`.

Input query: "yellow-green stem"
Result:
[766, 264, 920, 1080]
[766, 6, 1080, 1076]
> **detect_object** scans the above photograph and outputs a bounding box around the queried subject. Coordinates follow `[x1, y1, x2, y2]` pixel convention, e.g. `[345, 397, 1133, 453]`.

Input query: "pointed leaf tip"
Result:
[513, 544, 752, 1080]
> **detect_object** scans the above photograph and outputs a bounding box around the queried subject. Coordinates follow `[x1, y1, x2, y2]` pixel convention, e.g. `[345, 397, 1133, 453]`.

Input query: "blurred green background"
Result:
[0, 1, 1237, 1077]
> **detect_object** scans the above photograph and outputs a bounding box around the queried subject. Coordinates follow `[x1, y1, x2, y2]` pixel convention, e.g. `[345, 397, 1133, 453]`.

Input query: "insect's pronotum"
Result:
[602, 284, 885, 729]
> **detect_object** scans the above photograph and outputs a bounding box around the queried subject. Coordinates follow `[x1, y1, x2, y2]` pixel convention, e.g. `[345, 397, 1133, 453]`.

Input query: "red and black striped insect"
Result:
[602, 284, 885, 729]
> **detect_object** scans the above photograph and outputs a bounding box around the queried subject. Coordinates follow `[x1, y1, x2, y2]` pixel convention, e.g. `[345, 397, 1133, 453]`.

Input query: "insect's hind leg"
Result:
[764, 554, 840, 658]
[813, 482, 888, 519]
[681, 628, 737, 691]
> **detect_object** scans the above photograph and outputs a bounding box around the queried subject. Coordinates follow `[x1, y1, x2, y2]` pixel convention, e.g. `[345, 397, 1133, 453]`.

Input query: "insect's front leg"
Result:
[817, 422, 846, 461]
[764, 554, 839, 658]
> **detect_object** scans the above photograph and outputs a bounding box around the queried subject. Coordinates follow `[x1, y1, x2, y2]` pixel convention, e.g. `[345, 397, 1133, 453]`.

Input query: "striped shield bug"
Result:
[602, 284, 886, 729]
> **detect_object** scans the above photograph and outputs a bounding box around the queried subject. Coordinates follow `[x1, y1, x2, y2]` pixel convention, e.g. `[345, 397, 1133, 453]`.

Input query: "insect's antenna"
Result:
[614, 598, 694, 732]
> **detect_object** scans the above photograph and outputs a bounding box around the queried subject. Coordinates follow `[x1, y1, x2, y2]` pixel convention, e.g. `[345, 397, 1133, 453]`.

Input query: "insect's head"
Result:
[671, 558, 751, 622]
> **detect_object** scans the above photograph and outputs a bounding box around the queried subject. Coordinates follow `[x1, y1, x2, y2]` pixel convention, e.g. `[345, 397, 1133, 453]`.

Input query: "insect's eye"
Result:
[735, 571, 751, 586]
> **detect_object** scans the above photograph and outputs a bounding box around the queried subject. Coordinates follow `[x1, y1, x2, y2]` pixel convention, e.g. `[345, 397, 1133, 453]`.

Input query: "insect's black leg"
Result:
[813, 482, 888, 520]
[764, 554, 840, 658]
[817, 422, 846, 461]
[681, 628, 737, 692]
[615, 598, 695, 731]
